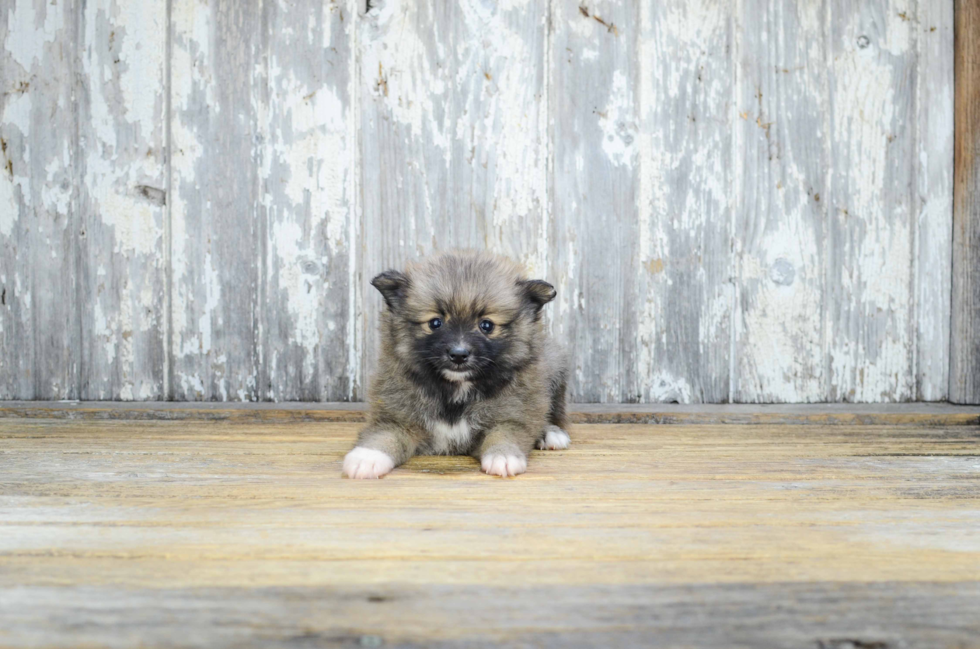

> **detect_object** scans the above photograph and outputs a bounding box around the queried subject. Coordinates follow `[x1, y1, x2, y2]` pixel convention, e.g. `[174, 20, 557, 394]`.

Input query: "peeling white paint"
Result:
[634, 0, 735, 403]
[458, 0, 547, 269]
[268, 65, 348, 245]
[95, 188, 161, 256]
[826, 12, 914, 402]
[346, 0, 362, 400]
[644, 371, 694, 403]
[0, 170, 16, 237]
[361, 0, 451, 154]
[914, 0, 954, 400]
[40, 154, 70, 216]
[178, 372, 205, 399]
[168, 114, 203, 315]
[197, 250, 220, 356]
[598, 70, 636, 168]
[0, 0, 956, 403]
[4, 0, 64, 71]
[0, 92, 32, 238]
[93, 301, 115, 366]
[1, 91, 31, 138]
[270, 220, 320, 379]
[72, 0, 168, 400]
[170, 0, 213, 378]
[116, 5, 165, 131]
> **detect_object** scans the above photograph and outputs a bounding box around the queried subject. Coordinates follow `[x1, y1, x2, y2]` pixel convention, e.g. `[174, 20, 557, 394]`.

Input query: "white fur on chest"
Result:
[428, 418, 473, 454]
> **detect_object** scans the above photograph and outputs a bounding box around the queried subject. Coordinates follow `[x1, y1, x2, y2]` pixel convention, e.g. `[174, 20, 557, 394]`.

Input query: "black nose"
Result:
[448, 345, 470, 365]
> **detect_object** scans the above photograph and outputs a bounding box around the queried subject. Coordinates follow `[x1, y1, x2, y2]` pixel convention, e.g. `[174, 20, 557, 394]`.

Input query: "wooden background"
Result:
[0, 0, 961, 403]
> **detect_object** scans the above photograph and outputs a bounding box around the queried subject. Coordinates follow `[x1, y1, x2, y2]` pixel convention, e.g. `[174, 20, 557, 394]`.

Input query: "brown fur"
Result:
[349, 250, 568, 475]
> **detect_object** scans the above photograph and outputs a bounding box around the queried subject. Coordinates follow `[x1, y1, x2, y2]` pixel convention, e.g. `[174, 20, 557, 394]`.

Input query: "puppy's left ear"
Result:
[519, 279, 557, 312]
[371, 270, 409, 310]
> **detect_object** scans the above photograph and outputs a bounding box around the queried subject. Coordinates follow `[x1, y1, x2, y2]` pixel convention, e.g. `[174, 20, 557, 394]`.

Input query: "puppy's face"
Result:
[372, 252, 556, 385]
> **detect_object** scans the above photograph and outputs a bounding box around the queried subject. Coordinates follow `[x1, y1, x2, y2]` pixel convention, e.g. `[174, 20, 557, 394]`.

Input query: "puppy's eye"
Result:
[479, 320, 495, 335]
[428, 318, 443, 330]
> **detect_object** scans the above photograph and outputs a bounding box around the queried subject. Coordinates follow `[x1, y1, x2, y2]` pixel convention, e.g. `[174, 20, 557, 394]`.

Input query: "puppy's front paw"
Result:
[481, 451, 527, 477]
[343, 447, 395, 479]
[537, 425, 571, 450]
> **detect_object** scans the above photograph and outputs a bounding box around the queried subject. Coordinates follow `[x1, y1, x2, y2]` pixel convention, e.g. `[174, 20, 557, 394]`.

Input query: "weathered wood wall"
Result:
[0, 0, 956, 403]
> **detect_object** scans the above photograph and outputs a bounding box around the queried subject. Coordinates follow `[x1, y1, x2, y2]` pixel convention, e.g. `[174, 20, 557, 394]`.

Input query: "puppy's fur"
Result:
[343, 250, 569, 479]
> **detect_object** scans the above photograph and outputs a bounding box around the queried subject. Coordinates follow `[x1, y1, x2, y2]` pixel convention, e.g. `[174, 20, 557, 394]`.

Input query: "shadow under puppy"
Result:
[343, 250, 570, 479]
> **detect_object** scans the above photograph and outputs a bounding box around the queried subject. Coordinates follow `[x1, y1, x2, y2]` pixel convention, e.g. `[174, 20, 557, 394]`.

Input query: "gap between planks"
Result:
[1, 402, 979, 425]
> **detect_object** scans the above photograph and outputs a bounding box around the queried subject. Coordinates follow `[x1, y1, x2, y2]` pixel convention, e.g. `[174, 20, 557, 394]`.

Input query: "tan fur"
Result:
[345, 250, 569, 478]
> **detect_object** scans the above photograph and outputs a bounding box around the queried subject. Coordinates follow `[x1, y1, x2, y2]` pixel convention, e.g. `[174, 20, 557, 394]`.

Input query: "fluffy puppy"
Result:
[343, 250, 569, 479]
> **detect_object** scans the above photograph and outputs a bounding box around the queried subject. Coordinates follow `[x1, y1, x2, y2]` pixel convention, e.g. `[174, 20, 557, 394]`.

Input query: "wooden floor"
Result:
[1, 412, 979, 648]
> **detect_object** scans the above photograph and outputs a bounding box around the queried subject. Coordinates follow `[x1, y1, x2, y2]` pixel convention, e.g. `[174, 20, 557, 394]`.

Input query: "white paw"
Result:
[481, 452, 527, 477]
[536, 426, 571, 450]
[342, 447, 395, 479]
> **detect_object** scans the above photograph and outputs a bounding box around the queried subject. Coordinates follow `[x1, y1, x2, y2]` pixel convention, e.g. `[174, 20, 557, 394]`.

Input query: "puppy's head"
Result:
[371, 251, 556, 385]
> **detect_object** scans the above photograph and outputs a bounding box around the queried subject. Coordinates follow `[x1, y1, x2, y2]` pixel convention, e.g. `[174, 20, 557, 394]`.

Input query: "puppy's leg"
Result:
[343, 427, 418, 479]
[476, 425, 536, 477]
[537, 370, 571, 450]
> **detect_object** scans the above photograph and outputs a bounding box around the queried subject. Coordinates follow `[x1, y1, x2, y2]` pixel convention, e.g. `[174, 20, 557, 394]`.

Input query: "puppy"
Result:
[342, 250, 569, 479]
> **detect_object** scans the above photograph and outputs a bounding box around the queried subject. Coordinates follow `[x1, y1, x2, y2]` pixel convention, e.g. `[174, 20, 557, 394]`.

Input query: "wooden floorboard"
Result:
[0, 417, 978, 647]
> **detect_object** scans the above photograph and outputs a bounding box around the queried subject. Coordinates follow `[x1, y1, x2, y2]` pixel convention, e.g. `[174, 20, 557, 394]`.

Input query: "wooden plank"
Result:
[732, 0, 829, 402]
[76, 0, 168, 400]
[357, 0, 549, 395]
[2, 420, 979, 574]
[1, 583, 978, 648]
[566, 403, 980, 426]
[915, 1, 954, 400]
[824, 0, 918, 402]
[951, 0, 980, 403]
[3, 401, 980, 425]
[0, 0, 78, 399]
[259, 0, 356, 400]
[0, 418, 978, 646]
[634, 1, 733, 403]
[169, 0, 262, 400]
[551, 0, 638, 402]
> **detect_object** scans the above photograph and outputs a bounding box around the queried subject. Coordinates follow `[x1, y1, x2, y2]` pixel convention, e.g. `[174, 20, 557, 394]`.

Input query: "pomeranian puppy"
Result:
[343, 250, 569, 479]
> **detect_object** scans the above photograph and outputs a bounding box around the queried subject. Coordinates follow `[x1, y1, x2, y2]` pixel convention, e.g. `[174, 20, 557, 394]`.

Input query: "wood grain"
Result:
[951, 0, 980, 403]
[358, 0, 549, 394]
[551, 0, 638, 402]
[77, 0, 169, 400]
[916, 0, 954, 401]
[825, 0, 918, 402]
[3, 401, 980, 426]
[170, 0, 263, 400]
[733, 0, 828, 402]
[0, 417, 978, 646]
[259, 0, 356, 401]
[2, 583, 979, 648]
[0, 0, 78, 399]
[0, 0, 962, 404]
[635, 0, 733, 403]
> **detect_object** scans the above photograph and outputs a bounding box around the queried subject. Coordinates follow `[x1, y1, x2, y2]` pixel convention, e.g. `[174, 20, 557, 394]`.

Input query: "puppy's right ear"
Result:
[371, 270, 409, 310]
[519, 279, 557, 312]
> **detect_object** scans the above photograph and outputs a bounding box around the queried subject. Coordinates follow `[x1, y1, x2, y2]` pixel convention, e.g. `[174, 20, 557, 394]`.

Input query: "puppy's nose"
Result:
[448, 345, 470, 365]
